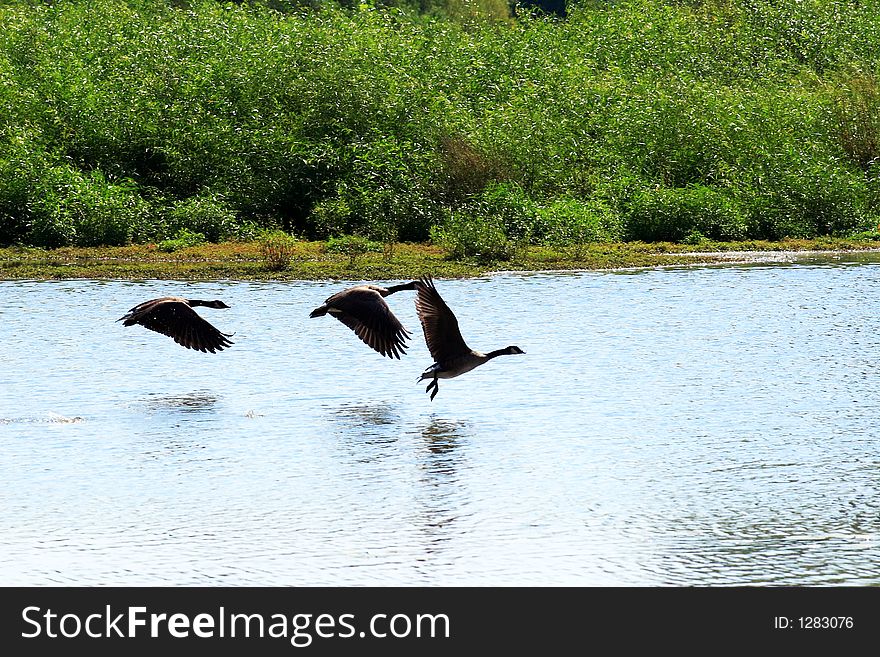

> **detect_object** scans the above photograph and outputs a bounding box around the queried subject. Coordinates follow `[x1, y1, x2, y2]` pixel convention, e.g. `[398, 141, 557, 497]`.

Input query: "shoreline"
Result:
[3, 240, 880, 281]
[487, 248, 880, 276]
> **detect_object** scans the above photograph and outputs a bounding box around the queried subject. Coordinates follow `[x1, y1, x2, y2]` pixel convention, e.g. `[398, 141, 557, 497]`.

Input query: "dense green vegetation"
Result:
[2, 0, 880, 258]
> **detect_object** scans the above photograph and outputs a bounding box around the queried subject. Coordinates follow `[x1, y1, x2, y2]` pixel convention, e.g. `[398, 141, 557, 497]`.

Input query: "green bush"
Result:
[537, 196, 623, 247]
[26, 166, 150, 247]
[625, 185, 748, 243]
[740, 163, 869, 239]
[308, 197, 352, 240]
[1, 0, 879, 250]
[157, 228, 207, 252]
[324, 233, 383, 265]
[162, 193, 237, 243]
[306, 138, 441, 243]
[472, 183, 540, 242]
[431, 210, 516, 263]
[831, 69, 880, 170]
[0, 130, 43, 246]
[324, 234, 383, 254]
[437, 135, 511, 202]
[260, 229, 297, 271]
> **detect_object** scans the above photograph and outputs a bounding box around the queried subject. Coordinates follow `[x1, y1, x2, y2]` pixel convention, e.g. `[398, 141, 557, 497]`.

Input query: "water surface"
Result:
[2, 255, 880, 585]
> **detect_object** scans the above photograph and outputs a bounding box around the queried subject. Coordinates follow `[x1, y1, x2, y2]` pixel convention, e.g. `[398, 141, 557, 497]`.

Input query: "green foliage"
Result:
[443, 0, 512, 24]
[625, 185, 748, 242]
[324, 234, 383, 254]
[472, 183, 539, 242]
[163, 193, 237, 243]
[306, 138, 441, 242]
[324, 233, 383, 265]
[831, 69, 880, 170]
[0, 130, 44, 245]
[430, 210, 517, 263]
[437, 135, 510, 203]
[738, 161, 869, 239]
[259, 228, 297, 271]
[27, 167, 150, 248]
[157, 228, 207, 252]
[536, 196, 623, 248]
[2, 0, 880, 252]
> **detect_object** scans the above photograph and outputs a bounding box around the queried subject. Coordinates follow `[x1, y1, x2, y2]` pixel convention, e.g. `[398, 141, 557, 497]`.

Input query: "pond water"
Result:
[2, 253, 880, 586]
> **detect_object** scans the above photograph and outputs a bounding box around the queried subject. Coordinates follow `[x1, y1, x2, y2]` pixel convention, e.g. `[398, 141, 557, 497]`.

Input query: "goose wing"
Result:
[120, 298, 233, 353]
[327, 287, 412, 359]
[415, 276, 470, 362]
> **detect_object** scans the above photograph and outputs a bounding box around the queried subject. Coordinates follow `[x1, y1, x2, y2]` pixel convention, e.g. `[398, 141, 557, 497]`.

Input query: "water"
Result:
[2, 254, 880, 586]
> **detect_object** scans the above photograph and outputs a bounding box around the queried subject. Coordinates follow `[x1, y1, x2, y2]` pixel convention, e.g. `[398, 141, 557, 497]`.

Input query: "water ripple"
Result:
[3, 265, 880, 585]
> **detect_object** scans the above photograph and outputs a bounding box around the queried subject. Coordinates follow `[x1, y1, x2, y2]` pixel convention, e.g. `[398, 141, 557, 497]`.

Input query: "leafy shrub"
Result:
[230, 220, 264, 242]
[431, 210, 516, 263]
[26, 166, 150, 247]
[163, 193, 237, 243]
[259, 229, 297, 271]
[625, 185, 748, 242]
[831, 69, 880, 170]
[308, 198, 352, 240]
[444, 0, 512, 23]
[473, 182, 539, 242]
[741, 163, 868, 239]
[0, 132, 42, 245]
[324, 234, 383, 266]
[317, 138, 441, 243]
[438, 135, 510, 202]
[157, 228, 206, 253]
[324, 234, 382, 254]
[2, 0, 880, 249]
[537, 196, 624, 247]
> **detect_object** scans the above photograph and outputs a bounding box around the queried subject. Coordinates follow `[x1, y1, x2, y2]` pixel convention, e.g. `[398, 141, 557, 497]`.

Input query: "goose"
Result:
[414, 275, 524, 400]
[309, 281, 419, 359]
[118, 297, 233, 353]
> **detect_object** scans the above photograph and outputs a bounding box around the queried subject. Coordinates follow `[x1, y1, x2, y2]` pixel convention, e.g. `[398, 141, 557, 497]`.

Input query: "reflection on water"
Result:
[420, 418, 465, 478]
[414, 418, 468, 563]
[331, 402, 399, 429]
[329, 403, 401, 465]
[3, 262, 880, 585]
[138, 391, 219, 414]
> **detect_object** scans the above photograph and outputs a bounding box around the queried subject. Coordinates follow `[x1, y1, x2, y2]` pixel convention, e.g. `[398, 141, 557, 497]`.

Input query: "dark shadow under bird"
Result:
[309, 281, 419, 359]
[414, 275, 524, 401]
[118, 297, 234, 353]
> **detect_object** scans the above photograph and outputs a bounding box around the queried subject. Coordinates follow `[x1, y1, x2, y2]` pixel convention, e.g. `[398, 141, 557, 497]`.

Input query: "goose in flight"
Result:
[310, 281, 418, 359]
[118, 297, 233, 353]
[414, 275, 524, 400]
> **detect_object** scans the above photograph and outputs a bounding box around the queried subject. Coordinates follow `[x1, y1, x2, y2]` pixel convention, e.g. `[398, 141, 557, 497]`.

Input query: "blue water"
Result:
[2, 255, 880, 585]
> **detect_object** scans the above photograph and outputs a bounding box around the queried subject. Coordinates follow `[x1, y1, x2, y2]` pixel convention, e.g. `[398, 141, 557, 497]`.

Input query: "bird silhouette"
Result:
[310, 281, 418, 358]
[414, 275, 524, 400]
[118, 297, 233, 353]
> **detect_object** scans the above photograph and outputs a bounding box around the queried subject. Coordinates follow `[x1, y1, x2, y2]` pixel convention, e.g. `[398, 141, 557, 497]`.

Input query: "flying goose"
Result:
[414, 275, 524, 400]
[309, 281, 419, 358]
[118, 297, 234, 353]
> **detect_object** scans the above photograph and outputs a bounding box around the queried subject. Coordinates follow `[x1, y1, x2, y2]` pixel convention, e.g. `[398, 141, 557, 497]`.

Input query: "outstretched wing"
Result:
[414, 275, 470, 362]
[327, 288, 411, 359]
[120, 299, 233, 353]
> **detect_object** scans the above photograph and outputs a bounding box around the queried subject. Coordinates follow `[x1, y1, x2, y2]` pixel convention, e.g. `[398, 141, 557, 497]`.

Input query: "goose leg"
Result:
[425, 376, 439, 400]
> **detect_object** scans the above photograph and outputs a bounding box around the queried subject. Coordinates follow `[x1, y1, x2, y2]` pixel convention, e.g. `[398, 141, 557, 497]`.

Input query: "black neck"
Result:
[485, 348, 510, 360]
[385, 281, 418, 295]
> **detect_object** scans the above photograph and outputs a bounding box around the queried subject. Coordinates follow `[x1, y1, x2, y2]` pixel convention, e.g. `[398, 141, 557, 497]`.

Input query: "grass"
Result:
[3, 237, 880, 281]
